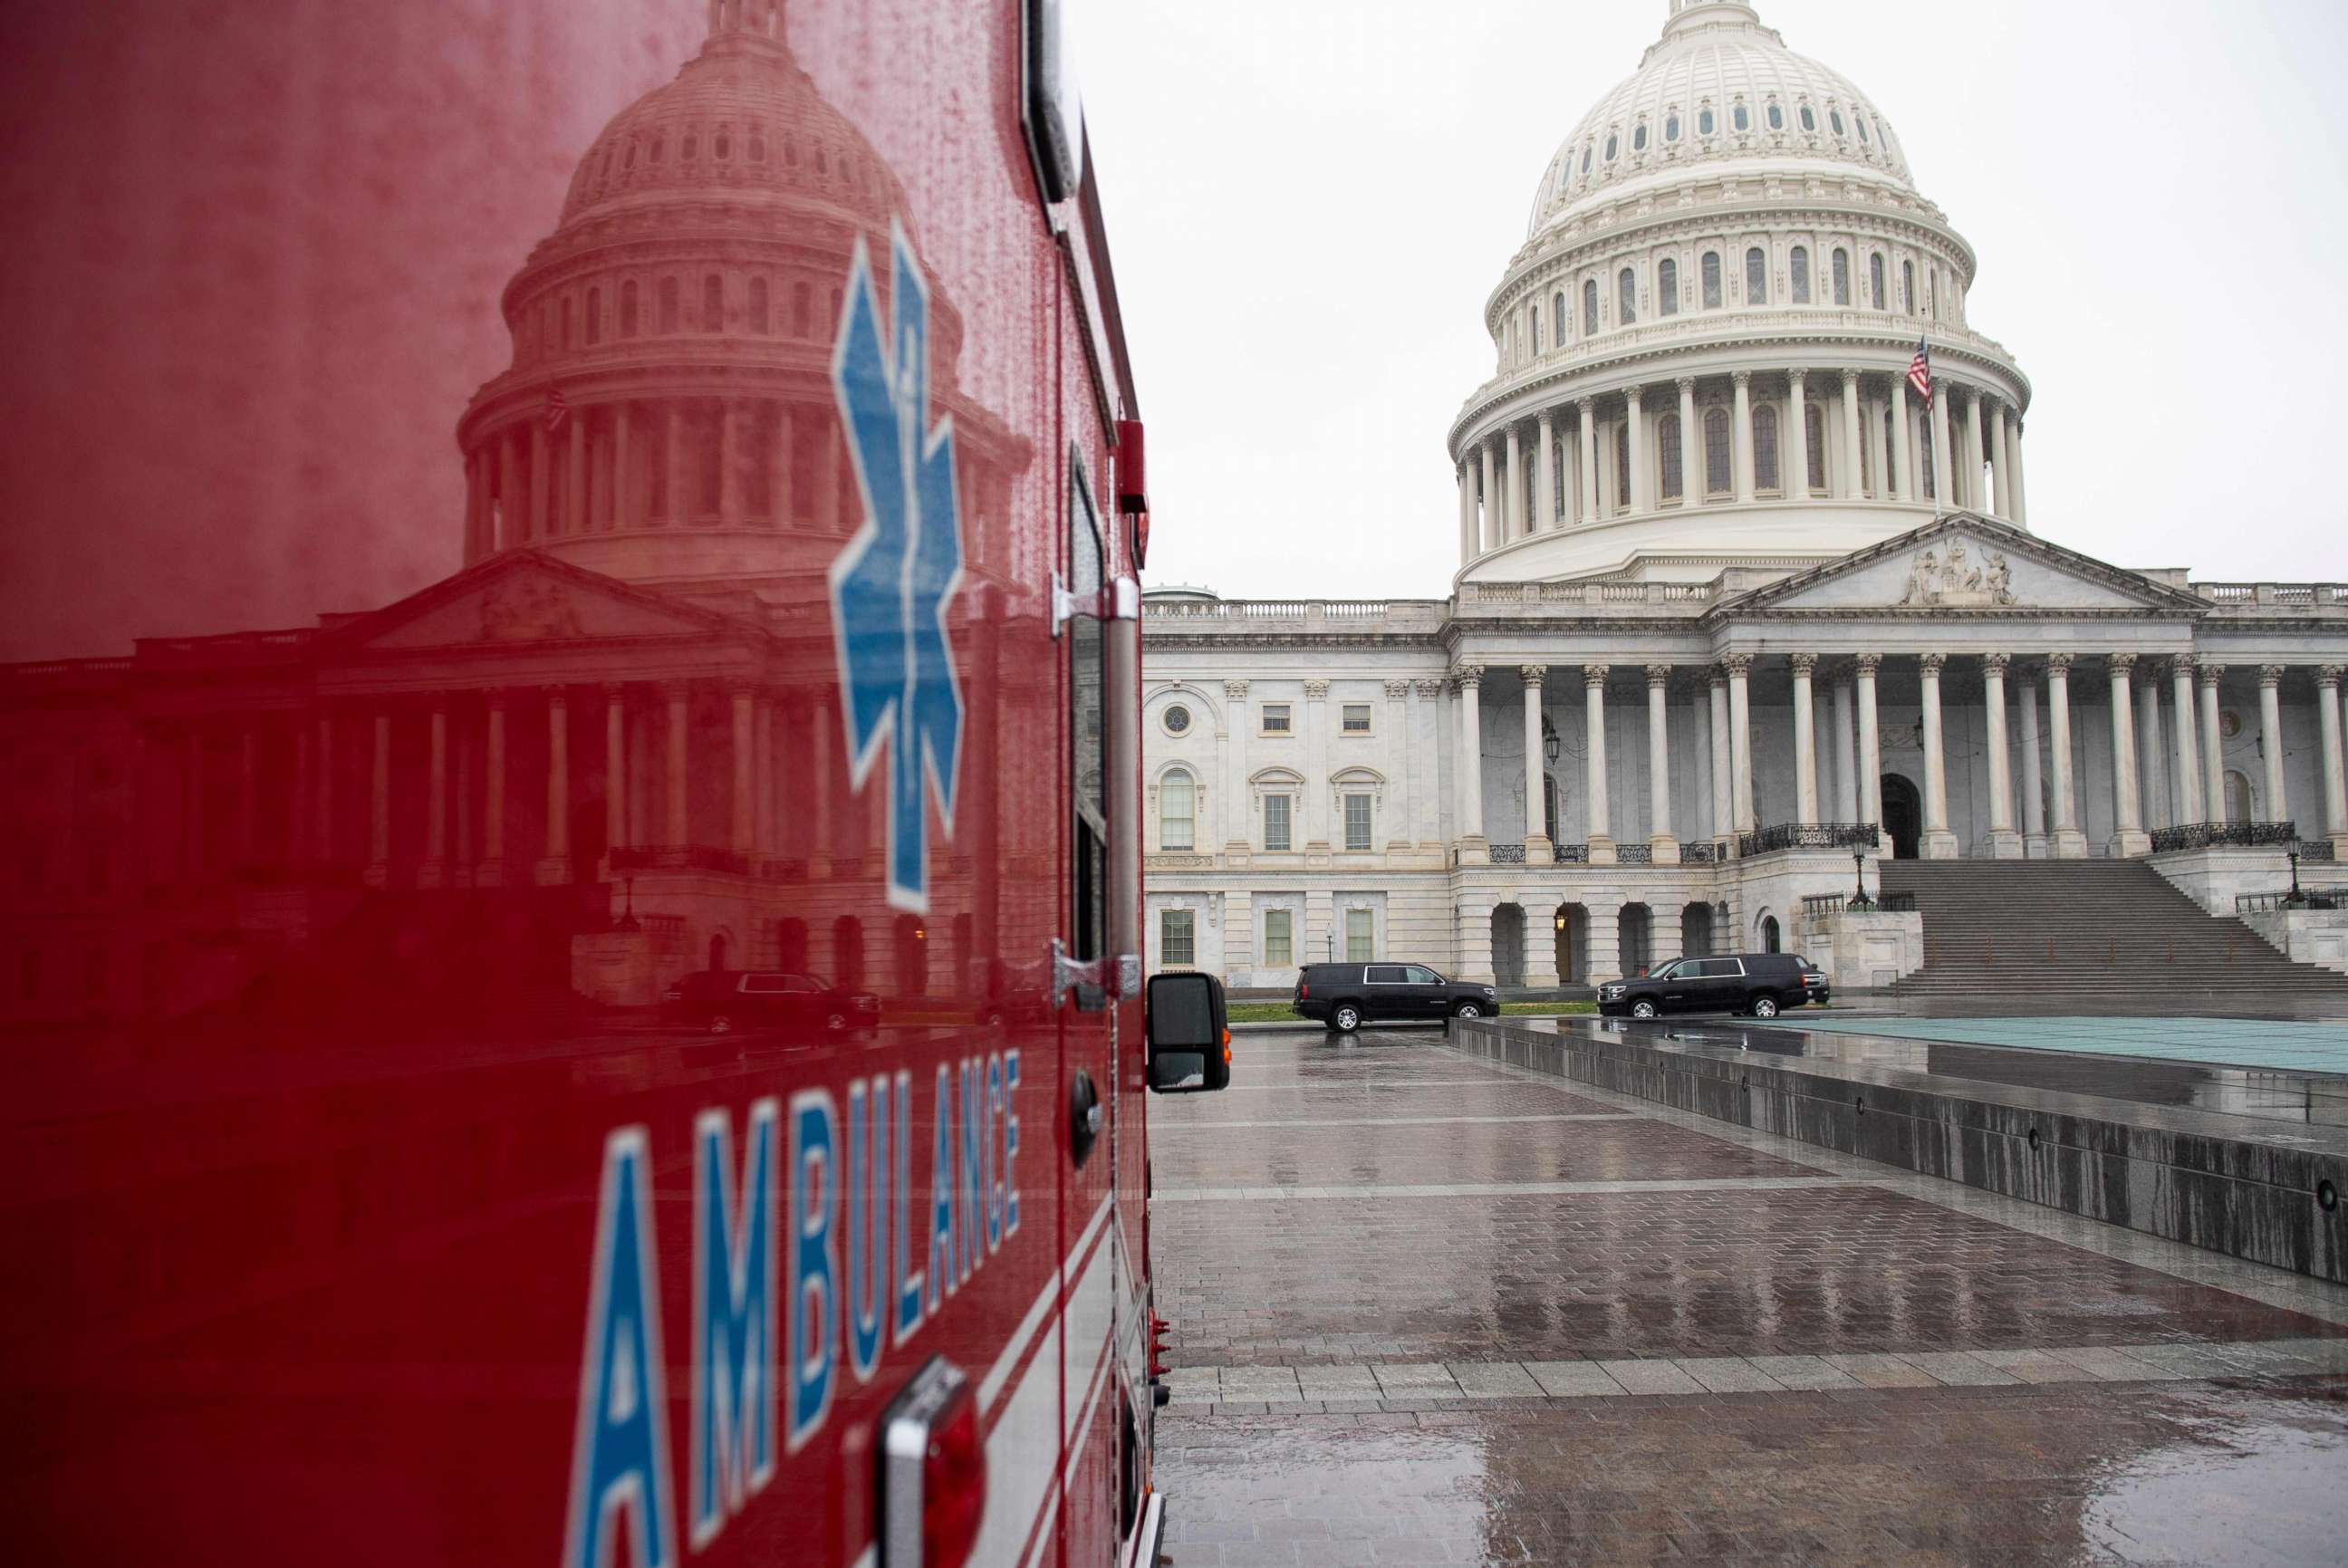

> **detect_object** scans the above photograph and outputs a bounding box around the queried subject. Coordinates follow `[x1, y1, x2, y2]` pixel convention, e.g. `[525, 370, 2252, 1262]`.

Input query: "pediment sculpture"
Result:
[1896, 541, 2016, 609]
[479, 575, 585, 640]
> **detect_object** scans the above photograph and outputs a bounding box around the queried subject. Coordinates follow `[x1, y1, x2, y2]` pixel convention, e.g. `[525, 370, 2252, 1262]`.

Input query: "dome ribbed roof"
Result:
[556, 32, 903, 232]
[1530, 1, 1915, 239]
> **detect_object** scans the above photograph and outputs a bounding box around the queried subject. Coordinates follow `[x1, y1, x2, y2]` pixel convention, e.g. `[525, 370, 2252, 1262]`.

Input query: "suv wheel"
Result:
[1751, 995, 1781, 1019]
[708, 1014, 734, 1035]
[1453, 1001, 1485, 1021]
[825, 1011, 848, 1032]
[1631, 999, 1659, 1020]
[1333, 1003, 1362, 1034]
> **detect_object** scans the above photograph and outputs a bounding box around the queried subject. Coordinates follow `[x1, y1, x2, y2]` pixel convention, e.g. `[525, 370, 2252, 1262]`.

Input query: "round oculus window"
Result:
[1164, 705, 1193, 736]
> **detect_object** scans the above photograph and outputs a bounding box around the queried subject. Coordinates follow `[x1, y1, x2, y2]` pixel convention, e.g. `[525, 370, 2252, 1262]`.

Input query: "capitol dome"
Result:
[1450, 0, 2031, 590]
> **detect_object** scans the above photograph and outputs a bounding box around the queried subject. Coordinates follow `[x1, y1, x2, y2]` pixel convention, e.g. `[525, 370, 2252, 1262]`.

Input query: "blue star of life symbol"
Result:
[829, 220, 964, 913]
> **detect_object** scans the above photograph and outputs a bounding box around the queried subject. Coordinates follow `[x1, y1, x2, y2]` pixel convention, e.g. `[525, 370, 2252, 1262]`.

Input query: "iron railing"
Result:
[2237, 890, 2343, 913]
[1617, 844, 1654, 865]
[1554, 843, 1591, 864]
[2150, 821, 2297, 853]
[1747, 822, 1882, 854]
[1804, 891, 1918, 917]
[2300, 840, 2338, 863]
[611, 844, 754, 876]
[1680, 842, 1723, 865]
[1489, 843, 1528, 865]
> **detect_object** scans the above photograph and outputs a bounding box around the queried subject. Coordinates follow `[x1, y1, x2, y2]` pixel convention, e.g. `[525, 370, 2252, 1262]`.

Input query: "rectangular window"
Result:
[1346, 909, 1374, 963]
[1263, 794, 1292, 851]
[1263, 909, 1293, 967]
[1160, 909, 1195, 968]
[1160, 773, 1194, 851]
[1261, 703, 1292, 735]
[1342, 704, 1371, 734]
[1701, 253, 1722, 310]
[1344, 794, 1372, 851]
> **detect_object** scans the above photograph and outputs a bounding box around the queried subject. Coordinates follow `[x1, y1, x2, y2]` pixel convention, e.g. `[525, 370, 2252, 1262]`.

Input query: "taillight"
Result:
[1298, 983, 1308, 998]
[881, 1357, 985, 1568]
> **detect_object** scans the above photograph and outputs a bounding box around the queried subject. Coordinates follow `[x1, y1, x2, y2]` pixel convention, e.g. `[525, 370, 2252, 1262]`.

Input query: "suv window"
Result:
[741, 974, 791, 994]
[1692, 958, 1744, 978]
[1404, 966, 1440, 985]
[1366, 966, 1409, 984]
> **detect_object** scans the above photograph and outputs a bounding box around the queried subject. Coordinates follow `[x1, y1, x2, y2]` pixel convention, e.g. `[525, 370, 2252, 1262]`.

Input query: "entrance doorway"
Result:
[1490, 905, 1525, 986]
[1554, 903, 1589, 983]
[1880, 774, 1922, 860]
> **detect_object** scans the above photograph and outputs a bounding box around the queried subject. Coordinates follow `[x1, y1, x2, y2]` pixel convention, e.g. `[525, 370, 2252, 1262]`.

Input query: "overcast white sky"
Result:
[1073, 0, 2348, 601]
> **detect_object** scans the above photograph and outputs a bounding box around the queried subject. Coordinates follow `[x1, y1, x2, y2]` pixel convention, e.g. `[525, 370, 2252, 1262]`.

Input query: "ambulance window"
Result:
[1069, 449, 1109, 969]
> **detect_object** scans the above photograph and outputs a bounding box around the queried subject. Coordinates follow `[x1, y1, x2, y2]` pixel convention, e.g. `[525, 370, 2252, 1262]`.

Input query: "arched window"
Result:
[1831, 110, 1847, 138]
[1665, 112, 1681, 142]
[1582, 145, 1593, 174]
[792, 280, 813, 337]
[1732, 101, 1750, 132]
[1790, 245, 1811, 303]
[1698, 105, 1716, 136]
[1927, 273, 1939, 318]
[1617, 267, 1637, 325]
[1604, 132, 1618, 161]
[1832, 248, 1851, 306]
[1767, 101, 1785, 130]
[703, 274, 725, 332]
[1870, 254, 1887, 310]
[747, 277, 769, 334]
[560, 297, 574, 351]
[1805, 403, 1828, 493]
[1884, 415, 1899, 499]
[1531, 303, 1542, 352]
[1754, 405, 1781, 493]
[1800, 103, 1817, 132]
[2225, 770, 2254, 825]
[1659, 414, 1684, 502]
[1857, 115, 1872, 144]
[649, 135, 666, 166]
[584, 286, 602, 346]
[681, 130, 698, 162]
[1583, 279, 1599, 336]
[1160, 770, 1196, 851]
[1613, 421, 1630, 514]
[749, 128, 767, 163]
[1918, 418, 1936, 499]
[1746, 247, 1767, 305]
[1903, 259, 1917, 313]
[714, 128, 732, 160]
[620, 280, 640, 337]
[1554, 290, 1566, 344]
[1658, 258, 1679, 316]
[658, 276, 680, 333]
[1701, 252, 1722, 310]
[1703, 407, 1731, 496]
[1633, 121, 1649, 152]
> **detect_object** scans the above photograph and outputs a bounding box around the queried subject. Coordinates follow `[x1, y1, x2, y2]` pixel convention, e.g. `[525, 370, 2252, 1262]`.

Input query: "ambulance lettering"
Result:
[564, 1130, 679, 1568]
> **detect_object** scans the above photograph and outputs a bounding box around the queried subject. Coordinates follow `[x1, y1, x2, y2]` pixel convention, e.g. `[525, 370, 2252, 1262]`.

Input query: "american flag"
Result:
[544, 386, 570, 434]
[1907, 337, 1932, 409]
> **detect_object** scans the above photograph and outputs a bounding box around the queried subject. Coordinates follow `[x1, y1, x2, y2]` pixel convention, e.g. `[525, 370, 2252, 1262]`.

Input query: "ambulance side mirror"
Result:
[1145, 973, 1230, 1094]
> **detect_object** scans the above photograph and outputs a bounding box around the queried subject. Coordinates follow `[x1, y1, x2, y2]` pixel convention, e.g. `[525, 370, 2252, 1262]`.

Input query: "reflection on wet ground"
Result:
[1150, 1028, 2348, 1565]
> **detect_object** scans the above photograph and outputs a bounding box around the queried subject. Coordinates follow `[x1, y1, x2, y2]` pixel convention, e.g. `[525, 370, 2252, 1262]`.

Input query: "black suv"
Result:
[660, 969, 882, 1037]
[1292, 963, 1497, 1034]
[1597, 954, 1829, 1020]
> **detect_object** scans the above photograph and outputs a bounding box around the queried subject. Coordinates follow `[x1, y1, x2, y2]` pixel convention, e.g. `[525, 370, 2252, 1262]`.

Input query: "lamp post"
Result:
[2288, 850, 2303, 906]
[1850, 848, 1873, 911]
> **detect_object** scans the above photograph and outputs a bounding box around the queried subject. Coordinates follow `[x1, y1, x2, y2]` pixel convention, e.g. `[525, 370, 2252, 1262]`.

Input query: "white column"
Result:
[2258, 666, 2289, 828]
[2108, 656, 2148, 856]
[731, 688, 756, 854]
[1383, 680, 1412, 850]
[2170, 659, 2204, 826]
[1304, 680, 1331, 851]
[1647, 665, 1678, 862]
[605, 686, 628, 860]
[1989, 399, 2013, 519]
[1708, 669, 1732, 846]
[1458, 462, 1477, 563]
[1929, 384, 1955, 508]
[1832, 674, 1858, 822]
[419, 706, 448, 887]
[1854, 654, 1883, 842]
[541, 689, 572, 884]
[1456, 666, 1487, 854]
[667, 686, 692, 847]
[481, 696, 507, 884]
[1576, 399, 1599, 524]
[365, 711, 391, 888]
[1535, 412, 1557, 534]
[1983, 653, 2020, 858]
[1624, 389, 1648, 515]
[1791, 653, 1818, 825]
[1480, 442, 1499, 553]
[1415, 680, 1445, 847]
[1839, 370, 1864, 498]
[2199, 663, 2228, 824]
[1786, 370, 1810, 499]
[2136, 675, 2167, 832]
[1890, 381, 1913, 503]
[2047, 655, 2085, 858]
[2317, 665, 2348, 849]
[1919, 654, 1958, 858]
[1965, 391, 1987, 514]
[1732, 372, 1756, 504]
[1505, 426, 1524, 541]
[1584, 665, 1615, 862]
[1726, 654, 1755, 837]
[2008, 410, 2030, 525]
[2018, 674, 2046, 856]
[1677, 378, 1702, 506]
[1520, 668, 1550, 856]
[1224, 680, 1250, 851]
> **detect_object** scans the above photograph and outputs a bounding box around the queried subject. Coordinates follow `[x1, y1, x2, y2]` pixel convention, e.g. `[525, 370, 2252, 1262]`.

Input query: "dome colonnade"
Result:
[1450, 0, 2029, 582]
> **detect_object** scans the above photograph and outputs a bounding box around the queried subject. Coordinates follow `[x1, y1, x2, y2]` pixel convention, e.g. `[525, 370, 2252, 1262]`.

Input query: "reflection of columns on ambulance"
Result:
[419, 703, 450, 888]
[538, 688, 573, 885]
[665, 684, 691, 849]
[364, 709, 391, 888]
[604, 686, 629, 873]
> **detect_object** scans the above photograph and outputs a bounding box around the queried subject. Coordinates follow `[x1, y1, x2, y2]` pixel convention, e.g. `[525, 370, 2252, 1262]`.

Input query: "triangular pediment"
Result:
[1716, 515, 2204, 620]
[329, 551, 765, 653]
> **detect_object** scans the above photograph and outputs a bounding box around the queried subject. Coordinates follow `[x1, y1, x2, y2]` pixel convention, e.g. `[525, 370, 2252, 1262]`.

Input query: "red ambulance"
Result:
[0, 2, 1230, 1563]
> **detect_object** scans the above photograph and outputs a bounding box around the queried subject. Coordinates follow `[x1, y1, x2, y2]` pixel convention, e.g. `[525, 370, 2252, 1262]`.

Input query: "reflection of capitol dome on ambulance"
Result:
[1451, 0, 2030, 586]
[456, 3, 1020, 609]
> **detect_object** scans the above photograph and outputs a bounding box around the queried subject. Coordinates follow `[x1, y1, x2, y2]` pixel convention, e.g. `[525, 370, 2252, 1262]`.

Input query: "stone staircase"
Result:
[1875, 860, 2348, 1008]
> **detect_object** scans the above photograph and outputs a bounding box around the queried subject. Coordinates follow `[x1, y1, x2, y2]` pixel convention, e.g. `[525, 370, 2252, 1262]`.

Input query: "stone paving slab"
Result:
[1151, 1114, 1827, 1187]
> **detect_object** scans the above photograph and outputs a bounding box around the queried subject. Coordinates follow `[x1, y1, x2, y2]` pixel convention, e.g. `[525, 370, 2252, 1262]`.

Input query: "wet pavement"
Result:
[1149, 1028, 2348, 1566]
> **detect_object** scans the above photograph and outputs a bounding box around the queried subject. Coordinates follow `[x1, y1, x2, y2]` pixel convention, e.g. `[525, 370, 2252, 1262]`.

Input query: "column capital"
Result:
[543, 685, 571, 705]
[1731, 369, 1753, 389]
[1788, 366, 1809, 386]
[1720, 653, 1753, 679]
[1453, 663, 1487, 690]
[2109, 653, 2139, 679]
[1518, 666, 1546, 688]
[1980, 651, 2011, 678]
[1852, 653, 1882, 678]
[2258, 664, 2286, 689]
[1919, 652, 1947, 678]
[2198, 659, 2226, 689]
[2317, 664, 2344, 689]
[1583, 663, 1612, 690]
[601, 682, 628, 700]
[1384, 679, 1413, 700]
[1708, 665, 1729, 691]
[1788, 652, 1818, 678]
[1646, 663, 1674, 688]
[1841, 367, 1862, 389]
[1224, 679, 1250, 700]
[1414, 678, 1446, 700]
[1576, 396, 1597, 416]
[1676, 376, 1698, 394]
[1303, 679, 1331, 700]
[2046, 652, 2074, 677]
[1623, 384, 1645, 408]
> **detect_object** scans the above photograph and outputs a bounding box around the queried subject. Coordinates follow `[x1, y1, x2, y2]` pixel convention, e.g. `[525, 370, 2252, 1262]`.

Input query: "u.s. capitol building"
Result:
[1142, 0, 2348, 991]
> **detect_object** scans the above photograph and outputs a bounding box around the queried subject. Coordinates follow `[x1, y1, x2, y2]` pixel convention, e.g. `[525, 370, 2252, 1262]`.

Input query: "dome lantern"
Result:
[706, 0, 786, 43]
